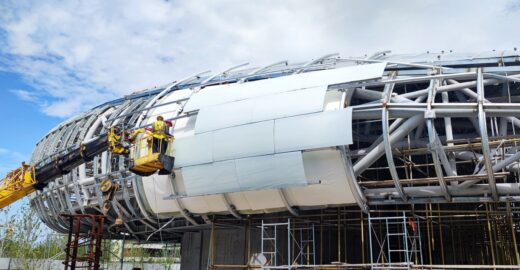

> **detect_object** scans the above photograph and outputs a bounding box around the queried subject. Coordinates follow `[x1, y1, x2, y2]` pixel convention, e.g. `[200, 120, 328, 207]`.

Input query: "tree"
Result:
[0, 199, 64, 269]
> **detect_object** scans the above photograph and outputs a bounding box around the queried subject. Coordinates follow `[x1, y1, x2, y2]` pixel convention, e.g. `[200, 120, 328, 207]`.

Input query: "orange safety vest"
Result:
[407, 217, 417, 232]
[152, 120, 168, 139]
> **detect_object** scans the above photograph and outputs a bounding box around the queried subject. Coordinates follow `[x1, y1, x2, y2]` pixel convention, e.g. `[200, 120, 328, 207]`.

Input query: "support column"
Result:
[477, 68, 498, 200]
[381, 74, 407, 202]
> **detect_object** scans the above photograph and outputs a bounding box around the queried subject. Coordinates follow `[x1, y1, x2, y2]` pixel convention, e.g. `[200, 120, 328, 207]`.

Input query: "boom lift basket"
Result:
[129, 135, 175, 176]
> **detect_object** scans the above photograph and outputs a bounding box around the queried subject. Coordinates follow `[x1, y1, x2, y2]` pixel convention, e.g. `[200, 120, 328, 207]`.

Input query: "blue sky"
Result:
[0, 71, 60, 175]
[0, 70, 59, 235]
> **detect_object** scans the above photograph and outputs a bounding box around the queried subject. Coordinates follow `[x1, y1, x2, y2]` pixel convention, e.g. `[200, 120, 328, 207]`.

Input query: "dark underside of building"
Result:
[179, 203, 520, 269]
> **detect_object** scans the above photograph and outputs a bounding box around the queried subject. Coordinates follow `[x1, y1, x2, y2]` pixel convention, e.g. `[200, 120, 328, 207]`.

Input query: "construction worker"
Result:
[407, 217, 417, 232]
[126, 116, 173, 153]
[107, 126, 129, 154]
[151, 115, 172, 154]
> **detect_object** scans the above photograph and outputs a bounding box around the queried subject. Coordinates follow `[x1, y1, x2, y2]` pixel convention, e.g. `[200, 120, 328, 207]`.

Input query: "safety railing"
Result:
[132, 134, 174, 161]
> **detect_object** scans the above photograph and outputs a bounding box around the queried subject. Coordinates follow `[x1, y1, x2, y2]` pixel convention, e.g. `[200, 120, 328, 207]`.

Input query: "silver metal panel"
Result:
[173, 132, 213, 167]
[194, 98, 255, 133]
[182, 160, 240, 196]
[183, 77, 303, 112]
[274, 109, 353, 153]
[194, 86, 327, 133]
[183, 63, 386, 112]
[235, 152, 307, 190]
[303, 62, 386, 87]
[212, 121, 275, 161]
[182, 152, 307, 196]
[251, 86, 327, 122]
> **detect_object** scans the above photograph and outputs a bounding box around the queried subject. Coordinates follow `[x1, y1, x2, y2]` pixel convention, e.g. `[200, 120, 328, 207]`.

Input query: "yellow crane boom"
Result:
[0, 125, 176, 210]
[0, 163, 37, 209]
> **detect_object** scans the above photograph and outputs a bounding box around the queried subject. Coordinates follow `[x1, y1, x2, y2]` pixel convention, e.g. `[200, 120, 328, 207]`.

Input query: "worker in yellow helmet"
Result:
[151, 115, 173, 154]
[108, 126, 130, 154]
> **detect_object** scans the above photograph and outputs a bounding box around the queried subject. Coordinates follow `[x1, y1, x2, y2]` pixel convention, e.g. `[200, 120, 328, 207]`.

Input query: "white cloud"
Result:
[0, 0, 519, 117]
[10, 89, 40, 103]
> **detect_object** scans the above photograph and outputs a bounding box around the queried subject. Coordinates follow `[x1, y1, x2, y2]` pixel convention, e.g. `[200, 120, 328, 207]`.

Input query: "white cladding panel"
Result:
[141, 149, 356, 215]
[274, 108, 353, 152]
[195, 86, 327, 133]
[252, 86, 327, 122]
[212, 121, 275, 161]
[173, 132, 213, 167]
[160, 62, 361, 211]
[235, 152, 307, 190]
[181, 152, 306, 196]
[184, 63, 386, 112]
[182, 159, 240, 196]
[141, 174, 180, 214]
[286, 149, 356, 206]
[174, 109, 353, 167]
[194, 98, 254, 133]
[173, 115, 197, 139]
[184, 76, 301, 112]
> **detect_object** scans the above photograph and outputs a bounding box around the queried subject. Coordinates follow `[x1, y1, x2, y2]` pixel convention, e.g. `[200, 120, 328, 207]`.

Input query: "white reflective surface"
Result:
[184, 63, 386, 112]
[235, 152, 307, 190]
[212, 120, 275, 161]
[175, 108, 353, 167]
[274, 108, 353, 152]
[181, 152, 307, 196]
[182, 159, 240, 196]
[173, 132, 213, 167]
[195, 86, 327, 133]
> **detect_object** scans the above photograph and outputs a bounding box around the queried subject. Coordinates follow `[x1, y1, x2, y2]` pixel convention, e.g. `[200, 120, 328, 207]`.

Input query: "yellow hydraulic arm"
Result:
[107, 126, 130, 155]
[0, 163, 37, 209]
[0, 125, 176, 209]
[0, 127, 133, 210]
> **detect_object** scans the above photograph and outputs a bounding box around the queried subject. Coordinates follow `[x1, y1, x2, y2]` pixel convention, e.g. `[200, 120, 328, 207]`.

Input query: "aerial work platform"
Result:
[130, 135, 175, 176]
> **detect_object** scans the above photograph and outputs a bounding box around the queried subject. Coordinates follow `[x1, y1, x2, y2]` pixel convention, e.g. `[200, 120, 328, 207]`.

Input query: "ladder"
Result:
[293, 224, 316, 265]
[62, 214, 105, 270]
[368, 211, 423, 270]
[261, 219, 292, 269]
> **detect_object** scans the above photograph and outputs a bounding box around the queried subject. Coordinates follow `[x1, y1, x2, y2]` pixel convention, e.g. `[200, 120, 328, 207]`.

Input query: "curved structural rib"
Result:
[27, 50, 520, 240]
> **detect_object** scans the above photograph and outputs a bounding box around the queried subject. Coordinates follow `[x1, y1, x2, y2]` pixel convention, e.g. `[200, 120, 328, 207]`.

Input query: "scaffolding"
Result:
[261, 219, 292, 268]
[292, 224, 316, 265]
[62, 214, 105, 270]
[368, 211, 423, 270]
[195, 204, 520, 269]
[259, 219, 319, 268]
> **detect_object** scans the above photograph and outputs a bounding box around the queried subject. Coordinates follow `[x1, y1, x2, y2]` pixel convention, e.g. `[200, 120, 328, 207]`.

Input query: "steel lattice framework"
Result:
[27, 50, 520, 241]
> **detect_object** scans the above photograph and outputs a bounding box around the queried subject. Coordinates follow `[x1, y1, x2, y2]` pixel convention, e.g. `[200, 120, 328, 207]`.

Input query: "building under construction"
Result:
[4, 50, 520, 269]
